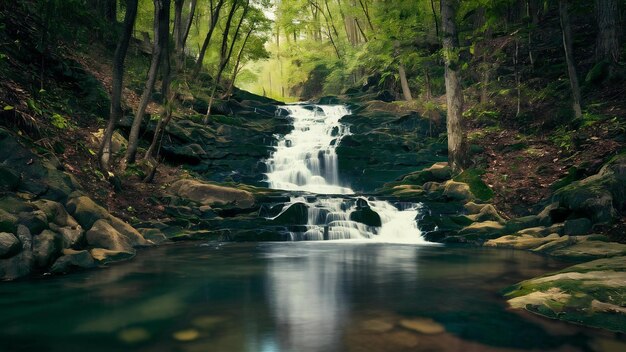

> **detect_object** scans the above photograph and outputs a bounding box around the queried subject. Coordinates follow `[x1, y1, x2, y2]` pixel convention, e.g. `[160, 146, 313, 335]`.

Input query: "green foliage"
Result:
[551, 127, 574, 152]
[50, 113, 71, 129]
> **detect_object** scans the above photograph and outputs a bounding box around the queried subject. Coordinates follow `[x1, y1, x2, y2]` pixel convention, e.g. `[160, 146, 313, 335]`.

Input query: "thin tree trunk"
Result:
[441, 0, 466, 173]
[182, 0, 197, 46]
[204, 0, 250, 124]
[398, 64, 413, 101]
[125, 0, 170, 165]
[425, 69, 432, 101]
[514, 39, 521, 116]
[430, 0, 440, 38]
[146, 33, 173, 160]
[173, 0, 184, 72]
[227, 27, 254, 96]
[559, 0, 582, 118]
[192, 0, 226, 77]
[595, 0, 620, 66]
[99, 0, 139, 172]
[357, 0, 374, 31]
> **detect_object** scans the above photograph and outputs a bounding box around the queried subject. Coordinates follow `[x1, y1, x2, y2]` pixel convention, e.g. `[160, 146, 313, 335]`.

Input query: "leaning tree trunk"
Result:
[441, 0, 466, 173]
[595, 0, 620, 66]
[125, 0, 170, 165]
[145, 34, 173, 161]
[398, 64, 413, 101]
[99, 0, 138, 172]
[559, 0, 582, 119]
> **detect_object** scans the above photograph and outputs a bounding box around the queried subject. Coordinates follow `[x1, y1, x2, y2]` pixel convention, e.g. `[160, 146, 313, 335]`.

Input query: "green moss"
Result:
[453, 169, 493, 201]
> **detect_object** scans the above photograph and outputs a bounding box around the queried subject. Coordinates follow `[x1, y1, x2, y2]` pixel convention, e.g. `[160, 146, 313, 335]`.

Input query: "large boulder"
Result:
[65, 196, 111, 230]
[553, 154, 626, 224]
[272, 202, 309, 225]
[0, 209, 17, 233]
[350, 206, 382, 227]
[86, 219, 134, 252]
[169, 179, 255, 209]
[50, 249, 96, 273]
[0, 232, 20, 258]
[17, 210, 48, 235]
[0, 165, 20, 191]
[90, 248, 135, 265]
[32, 199, 80, 228]
[32, 229, 62, 268]
[443, 181, 474, 201]
[0, 225, 33, 280]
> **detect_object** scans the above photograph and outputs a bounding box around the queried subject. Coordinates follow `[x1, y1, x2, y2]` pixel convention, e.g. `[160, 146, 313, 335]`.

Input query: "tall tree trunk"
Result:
[595, 0, 620, 66]
[441, 0, 466, 173]
[430, 0, 440, 38]
[125, 0, 170, 165]
[145, 33, 173, 160]
[227, 27, 254, 96]
[204, 0, 250, 124]
[173, 0, 185, 72]
[559, 0, 582, 118]
[192, 0, 226, 77]
[399, 64, 413, 101]
[99, 0, 138, 172]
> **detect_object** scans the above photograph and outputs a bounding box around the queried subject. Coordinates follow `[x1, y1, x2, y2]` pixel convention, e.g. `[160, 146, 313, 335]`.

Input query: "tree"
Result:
[441, 0, 466, 173]
[595, 0, 620, 66]
[98, 0, 139, 172]
[559, 0, 582, 118]
[192, 0, 226, 77]
[125, 0, 171, 165]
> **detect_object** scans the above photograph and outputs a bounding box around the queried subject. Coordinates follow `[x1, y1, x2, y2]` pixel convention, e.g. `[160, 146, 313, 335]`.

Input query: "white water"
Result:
[265, 104, 427, 244]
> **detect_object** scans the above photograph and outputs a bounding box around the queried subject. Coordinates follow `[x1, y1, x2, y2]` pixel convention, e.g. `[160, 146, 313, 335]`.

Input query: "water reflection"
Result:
[263, 243, 421, 351]
[0, 243, 624, 352]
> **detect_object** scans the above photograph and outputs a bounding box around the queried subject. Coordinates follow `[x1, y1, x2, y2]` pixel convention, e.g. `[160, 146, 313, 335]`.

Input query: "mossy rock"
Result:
[504, 255, 626, 333]
[442, 181, 474, 201]
[453, 169, 493, 201]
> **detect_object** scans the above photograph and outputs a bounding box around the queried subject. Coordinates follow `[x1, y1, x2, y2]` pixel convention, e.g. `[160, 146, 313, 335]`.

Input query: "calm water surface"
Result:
[0, 242, 624, 352]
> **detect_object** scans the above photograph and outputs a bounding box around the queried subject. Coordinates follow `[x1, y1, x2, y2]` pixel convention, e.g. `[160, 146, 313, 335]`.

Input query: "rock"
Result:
[399, 318, 446, 334]
[549, 240, 626, 259]
[272, 202, 309, 225]
[467, 204, 505, 224]
[90, 129, 127, 155]
[50, 249, 95, 273]
[0, 232, 20, 258]
[49, 223, 84, 249]
[485, 233, 563, 250]
[422, 182, 443, 193]
[17, 210, 48, 235]
[459, 221, 504, 239]
[0, 165, 20, 191]
[169, 179, 255, 209]
[138, 228, 168, 244]
[0, 225, 33, 280]
[108, 217, 151, 247]
[32, 199, 80, 228]
[423, 162, 452, 181]
[443, 181, 474, 201]
[172, 329, 200, 342]
[563, 218, 592, 236]
[32, 229, 62, 268]
[90, 248, 135, 264]
[464, 202, 488, 214]
[503, 215, 543, 234]
[0, 208, 18, 233]
[86, 219, 134, 252]
[504, 255, 626, 333]
[65, 196, 111, 230]
[350, 207, 382, 227]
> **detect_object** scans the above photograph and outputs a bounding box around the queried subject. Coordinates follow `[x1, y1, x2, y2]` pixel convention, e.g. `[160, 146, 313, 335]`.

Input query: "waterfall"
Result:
[264, 104, 427, 244]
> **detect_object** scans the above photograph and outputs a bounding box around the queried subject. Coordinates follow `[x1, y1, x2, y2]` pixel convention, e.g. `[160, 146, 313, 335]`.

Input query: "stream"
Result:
[0, 105, 624, 351]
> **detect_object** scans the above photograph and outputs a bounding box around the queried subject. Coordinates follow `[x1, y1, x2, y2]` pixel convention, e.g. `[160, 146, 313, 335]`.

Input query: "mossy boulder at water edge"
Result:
[350, 207, 382, 227]
[552, 154, 626, 224]
[271, 203, 309, 225]
[504, 256, 626, 333]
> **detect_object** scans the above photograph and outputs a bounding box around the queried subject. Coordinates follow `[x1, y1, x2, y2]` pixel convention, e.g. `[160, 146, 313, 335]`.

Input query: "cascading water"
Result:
[265, 104, 427, 244]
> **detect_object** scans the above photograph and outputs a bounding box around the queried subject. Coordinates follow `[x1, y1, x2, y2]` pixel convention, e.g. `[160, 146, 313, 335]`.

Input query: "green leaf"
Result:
[3, 105, 14, 111]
